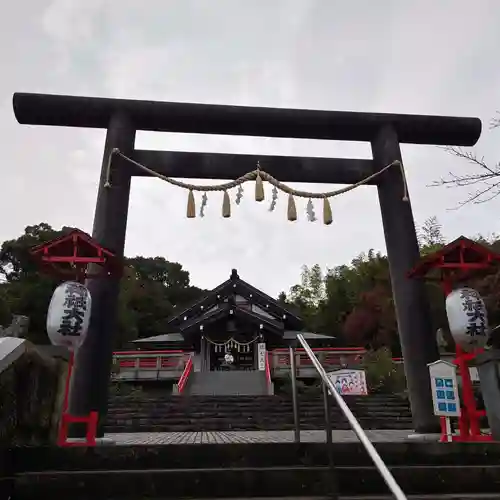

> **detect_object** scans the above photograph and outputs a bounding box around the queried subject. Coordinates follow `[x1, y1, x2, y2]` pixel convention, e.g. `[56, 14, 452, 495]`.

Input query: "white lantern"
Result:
[46, 281, 92, 351]
[445, 287, 488, 352]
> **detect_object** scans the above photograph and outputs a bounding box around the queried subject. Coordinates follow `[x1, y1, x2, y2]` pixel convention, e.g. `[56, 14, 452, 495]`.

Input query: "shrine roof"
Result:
[167, 268, 303, 330]
[132, 333, 184, 343]
[408, 236, 500, 279]
[29, 228, 119, 279]
[30, 228, 115, 258]
[283, 331, 335, 340]
[132, 331, 333, 343]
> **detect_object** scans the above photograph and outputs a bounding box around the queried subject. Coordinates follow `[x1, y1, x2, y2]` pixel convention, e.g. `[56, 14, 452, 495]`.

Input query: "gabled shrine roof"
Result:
[30, 228, 115, 259]
[132, 330, 334, 343]
[283, 331, 335, 340]
[408, 235, 500, 279]
[133, 333, 185, 343]
[178, 301, 285, 337]
[167, 269, 303, 330]
[29, 228, 120, 279]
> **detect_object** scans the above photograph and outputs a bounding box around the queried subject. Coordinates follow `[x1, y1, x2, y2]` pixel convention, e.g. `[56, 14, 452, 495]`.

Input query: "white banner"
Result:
[257, 342, 266, 371]
[327, 368, 368, 396]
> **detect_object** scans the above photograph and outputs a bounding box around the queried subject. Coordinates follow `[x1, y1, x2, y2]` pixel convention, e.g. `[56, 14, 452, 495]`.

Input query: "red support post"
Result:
[57, 350, 98, 447]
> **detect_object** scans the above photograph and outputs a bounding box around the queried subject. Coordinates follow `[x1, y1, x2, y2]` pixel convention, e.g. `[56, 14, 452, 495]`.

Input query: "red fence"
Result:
[112, 347, 401, 382]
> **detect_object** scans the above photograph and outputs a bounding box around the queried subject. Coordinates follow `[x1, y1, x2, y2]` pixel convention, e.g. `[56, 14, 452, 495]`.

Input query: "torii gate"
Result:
[13, 92, 481, 436]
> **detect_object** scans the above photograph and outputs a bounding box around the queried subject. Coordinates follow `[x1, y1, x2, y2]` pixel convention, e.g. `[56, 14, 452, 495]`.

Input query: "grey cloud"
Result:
[1, 0, 499, 296]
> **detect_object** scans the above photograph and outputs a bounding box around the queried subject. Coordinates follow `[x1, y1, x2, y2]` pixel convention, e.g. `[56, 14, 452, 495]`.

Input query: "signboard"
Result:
[428, 360, 461, 417]
[257, 342, 266, 371]
[327, 368, 368, 396]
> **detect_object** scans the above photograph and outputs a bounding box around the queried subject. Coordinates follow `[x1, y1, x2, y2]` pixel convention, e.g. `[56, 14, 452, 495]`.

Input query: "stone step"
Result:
[197, 496, 500, 500]
[102, 422, 415, 433]
[108, 396, 409, 409]
[104, 418, 413, 427]
[13, 464, 500, 498]
[13, 442, 500, 470]
[107, 398, 409, 407]
[11, 442, 498, 497]
[105, 393, 413, 432]
[107, 403, 410, 410]
[105, 410, 412, 418]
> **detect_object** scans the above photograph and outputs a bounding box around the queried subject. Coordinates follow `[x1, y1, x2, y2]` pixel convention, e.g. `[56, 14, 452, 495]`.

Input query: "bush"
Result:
[362, 347, 407, 395]
[276, 374, 322, 397]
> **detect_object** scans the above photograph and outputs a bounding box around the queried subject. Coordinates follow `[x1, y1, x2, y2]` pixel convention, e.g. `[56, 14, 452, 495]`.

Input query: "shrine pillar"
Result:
[68, 112, 135, 437]
[372, 125, 440, 433]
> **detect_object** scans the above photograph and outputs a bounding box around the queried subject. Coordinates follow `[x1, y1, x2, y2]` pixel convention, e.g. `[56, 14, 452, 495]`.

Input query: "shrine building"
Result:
[113, 269, 364, 395]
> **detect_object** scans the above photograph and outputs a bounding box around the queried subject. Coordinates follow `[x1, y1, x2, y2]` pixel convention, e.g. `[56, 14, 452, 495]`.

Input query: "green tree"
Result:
[418, 216, 446, 256]
[0, 223, 206, 348]
[0, 223, 69, 343]
[287, 264, 327, 331]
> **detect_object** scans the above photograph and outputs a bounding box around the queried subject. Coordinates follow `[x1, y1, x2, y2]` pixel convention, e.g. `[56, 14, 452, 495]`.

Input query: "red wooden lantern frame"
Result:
[409, 236, 500, 442]
[30, 228, 122, 282]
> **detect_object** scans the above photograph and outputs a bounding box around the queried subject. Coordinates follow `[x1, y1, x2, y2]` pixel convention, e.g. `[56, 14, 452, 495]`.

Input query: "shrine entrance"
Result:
[210, 339, 255, 372]
[13, 91, 481, 435]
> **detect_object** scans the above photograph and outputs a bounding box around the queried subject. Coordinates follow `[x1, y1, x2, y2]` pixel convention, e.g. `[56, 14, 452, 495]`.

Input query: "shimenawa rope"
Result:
[105, 148, 409, 225]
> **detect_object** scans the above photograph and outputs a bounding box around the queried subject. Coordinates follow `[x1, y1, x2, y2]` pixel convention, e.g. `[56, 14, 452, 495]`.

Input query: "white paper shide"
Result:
[46, 281, 92, 351]
[445, 287, 488, 351]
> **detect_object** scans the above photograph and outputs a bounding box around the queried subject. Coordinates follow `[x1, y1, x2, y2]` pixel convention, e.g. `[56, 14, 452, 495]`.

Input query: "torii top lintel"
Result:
[13, 92, 480, 146]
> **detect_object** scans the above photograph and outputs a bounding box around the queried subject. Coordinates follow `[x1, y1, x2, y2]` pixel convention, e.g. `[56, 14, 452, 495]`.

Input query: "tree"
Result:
[418, 216, 446, 256]
[339, 252, 397, 351]
[287, 264, 327, 331]
[432, 112, 500, 205]
[127, 256, 205, 308]
[277, 291, 287, 305]
[0, 223, 206, 347]
[0, 223, 69, 343]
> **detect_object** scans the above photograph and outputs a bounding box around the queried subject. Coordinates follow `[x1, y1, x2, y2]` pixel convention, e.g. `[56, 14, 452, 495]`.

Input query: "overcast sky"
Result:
[1, 0, 499, 296]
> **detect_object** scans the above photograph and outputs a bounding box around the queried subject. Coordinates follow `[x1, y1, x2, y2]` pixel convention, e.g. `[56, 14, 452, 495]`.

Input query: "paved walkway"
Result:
[104, 429, 420, 445]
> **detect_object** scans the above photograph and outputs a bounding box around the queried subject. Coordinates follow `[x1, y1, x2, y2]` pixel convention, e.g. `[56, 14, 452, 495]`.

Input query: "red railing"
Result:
[111, 347, 407, 382]
[265, 351, 272, 391]
[177, 356, 193, 394]
[114, 350, 188, 374]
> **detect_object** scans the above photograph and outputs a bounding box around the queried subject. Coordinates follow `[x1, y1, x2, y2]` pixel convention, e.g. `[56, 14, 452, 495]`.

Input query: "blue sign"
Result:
[431, 376, 460, 417]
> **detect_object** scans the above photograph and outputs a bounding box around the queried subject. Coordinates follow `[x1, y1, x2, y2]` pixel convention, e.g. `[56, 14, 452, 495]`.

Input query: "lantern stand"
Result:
[408, 236, 500, 443]
[30, 229, 121, 447]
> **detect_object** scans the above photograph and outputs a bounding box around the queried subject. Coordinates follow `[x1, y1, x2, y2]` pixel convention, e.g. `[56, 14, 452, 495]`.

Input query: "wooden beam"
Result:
[131, 150, 377, 185]
[13, 92, 481, 146]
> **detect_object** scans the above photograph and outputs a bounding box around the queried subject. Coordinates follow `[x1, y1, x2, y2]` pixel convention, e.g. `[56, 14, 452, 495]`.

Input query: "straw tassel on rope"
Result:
[222, 190, 231, 218]
[187, 189, 196, 218]
[323, 197, 333, 225]
[255, 167, 265, 202]
[287, 193, 297, 221]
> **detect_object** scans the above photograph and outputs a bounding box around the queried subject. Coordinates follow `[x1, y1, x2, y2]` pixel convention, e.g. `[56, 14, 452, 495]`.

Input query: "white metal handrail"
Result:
[296, 334, 407, 500]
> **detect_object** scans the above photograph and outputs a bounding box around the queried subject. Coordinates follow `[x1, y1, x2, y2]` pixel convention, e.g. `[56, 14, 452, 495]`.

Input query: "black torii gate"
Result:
[13, 92, 481, 435]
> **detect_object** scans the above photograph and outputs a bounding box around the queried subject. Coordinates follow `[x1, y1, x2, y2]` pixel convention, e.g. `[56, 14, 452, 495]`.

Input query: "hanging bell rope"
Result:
[106, 148, 409, 225]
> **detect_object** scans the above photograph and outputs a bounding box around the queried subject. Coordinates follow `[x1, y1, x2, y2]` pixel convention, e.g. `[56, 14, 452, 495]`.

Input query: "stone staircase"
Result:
[188, 371, 270, 396]
[104, 393, 413, 433]
[8, 441, 500, 498]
